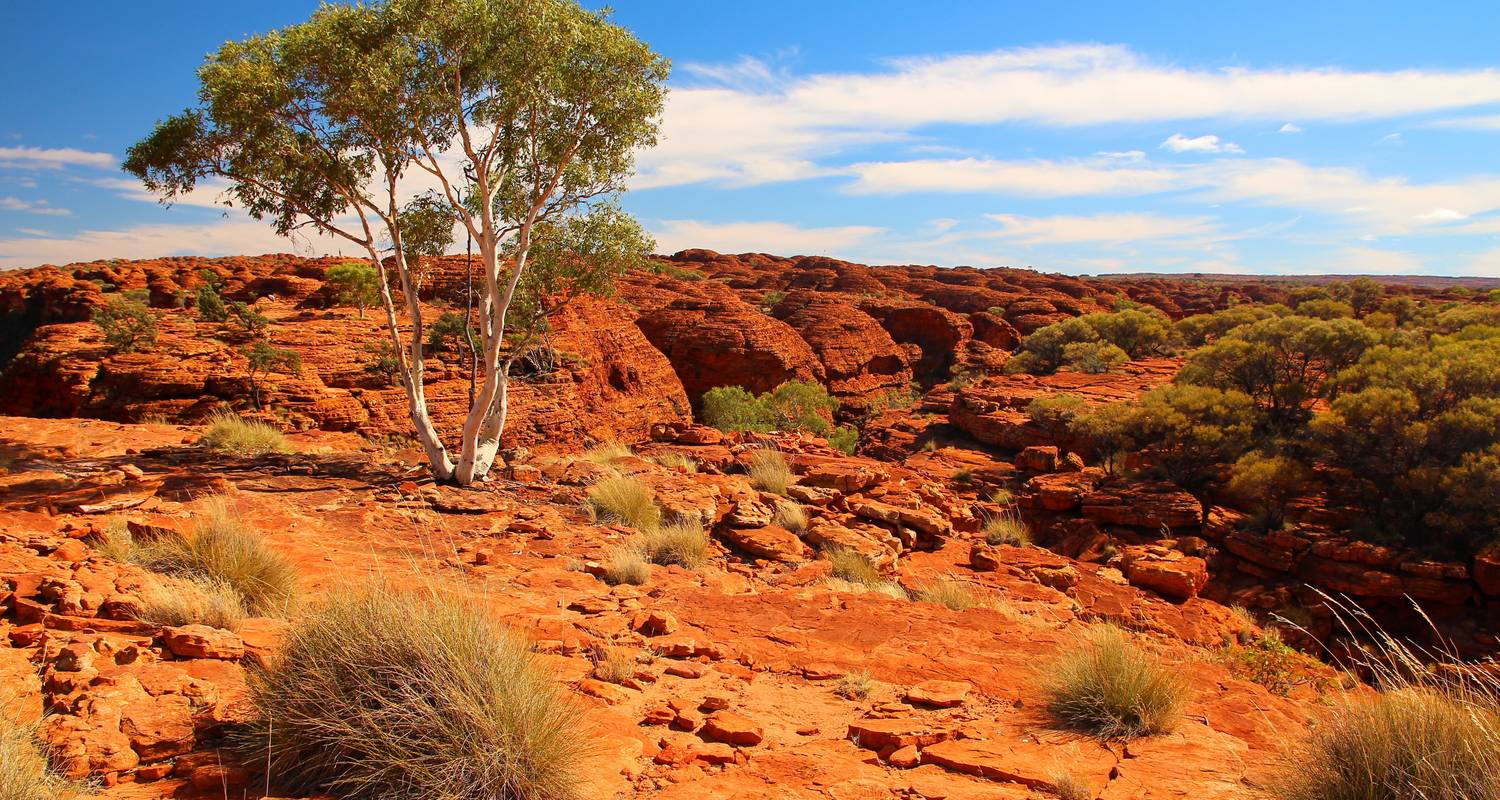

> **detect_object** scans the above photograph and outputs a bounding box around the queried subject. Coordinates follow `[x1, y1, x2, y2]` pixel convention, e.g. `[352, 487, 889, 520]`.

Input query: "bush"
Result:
[827, 425, 859, 455]
[199, 413, 292, 456]
[580, 442, 634, 464]
[601, 545, 650, 586]
[196, 282, 228, 322]
[1044, 625, 1186, 738]
[747, 449, 793, 495]
[701, 386, 767, 433]
[650, 452, 698, 473]
[1227, 452, 1310, 531]
[228, 300, 271, 337]
[325, 262, 381, 318]
[915, 578, 982, 611]
[1062, 340, 1127, 373]
[92, 295, 158, 353]
[824, 546, 881, 586]
[834, 670, 873, 700]
[242, 340, 301, 410]
[639, 521, 708, 568]
[238, 586, 583, 800]
[700, 380, 840, 436]
[585, 474, 660, 530]
[1221, 628, 1304, 696]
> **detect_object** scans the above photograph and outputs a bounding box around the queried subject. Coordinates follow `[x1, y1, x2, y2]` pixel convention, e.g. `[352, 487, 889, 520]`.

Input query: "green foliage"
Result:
[1174, 305, 1282, 348]
[325, 262, 381, 318]
[426, 310, 476, 356]
[1122, 385, 1256, 495]
[242, 340, 301, 410]
[92, 295, 158, 353]
[1177, 315, 1377, 436]
[195, 282, 228, 322]
[827, 425, 859, 455]
[1062, 340, 1128, 373]
[1009, 308, 1172, 374]
[361, 341, 402, 386]
[227, 301, 270, 338]
[395, 195, 455, 279]
[1027, 394, 1088, 452]
[237, 585, 583, 800]
[1294, 298, 1355, 320]
[762, 290, 787, 308]
[1222, 628, 1306, 696]
[700, 380, 841, 438]
[1227, 452, 1311, 531]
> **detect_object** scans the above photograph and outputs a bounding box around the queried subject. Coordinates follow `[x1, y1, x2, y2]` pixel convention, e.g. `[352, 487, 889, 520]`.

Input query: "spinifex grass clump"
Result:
[240, 586, 584, 800]
[198, 412, 291, 456]
[585, 473, 661, 530]
[0, 699, 90, 800]
[1270, 596, 1500, 800]
[747, 449, 793, 495]
[1044, 624, 1187, 738]
[638, 521, 708, 568]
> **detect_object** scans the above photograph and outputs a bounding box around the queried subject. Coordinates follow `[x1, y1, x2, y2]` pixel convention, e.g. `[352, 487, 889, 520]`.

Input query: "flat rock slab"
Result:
[906, 679, 972, 708]
[920, 736, 1117, 796]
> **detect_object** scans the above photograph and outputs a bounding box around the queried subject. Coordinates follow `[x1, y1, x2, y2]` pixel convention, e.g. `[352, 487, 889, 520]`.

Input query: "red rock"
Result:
[888, 744, 921, 768]
[847, 719, 948, 750]
[718, 525, 811, 563]
[1126, 553, 1210, 601]
[920, 737, 1114, 794]
[905, 680, 971, 708]
[700, 711, 764, 746]
[1015, 446, 1060, 473]
[771, 290, 912, 411]
[1082, 482, 1203, 530]
[162, 625, 244, 659]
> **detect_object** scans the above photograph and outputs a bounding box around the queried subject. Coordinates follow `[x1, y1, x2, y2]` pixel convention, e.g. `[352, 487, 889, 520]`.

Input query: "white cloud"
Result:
[650, 219, 884, 256]
[0, 219, 360, 270]
[1161, 133, 1244, 154]
[983, 212, 1220, 245]
[1428, 114, 1500, 131]
[0, 197, 70, 217]
[845, 156, 1187, 196]
[14, 228, 50, 237]
[1279, 123, 1303, 134]
[639, 44, 1500, 189]
[0, 146, 114, 170]
[1377, 132, 1405, 145]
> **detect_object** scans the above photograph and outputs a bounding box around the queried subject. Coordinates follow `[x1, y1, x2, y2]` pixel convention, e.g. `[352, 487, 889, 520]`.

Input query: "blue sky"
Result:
[3, 1, 1500, 275]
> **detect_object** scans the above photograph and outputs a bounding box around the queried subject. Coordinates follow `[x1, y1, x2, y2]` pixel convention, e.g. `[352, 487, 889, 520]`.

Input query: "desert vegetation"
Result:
[239, 585, 583, 800]
[198, 413, 292, 456]
[702, 380, 860, 453]
[1044, 625, 1187, 738]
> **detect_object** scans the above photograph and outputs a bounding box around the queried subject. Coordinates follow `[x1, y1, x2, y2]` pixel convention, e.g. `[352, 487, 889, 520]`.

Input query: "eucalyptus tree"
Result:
[125, 0, 668, 483]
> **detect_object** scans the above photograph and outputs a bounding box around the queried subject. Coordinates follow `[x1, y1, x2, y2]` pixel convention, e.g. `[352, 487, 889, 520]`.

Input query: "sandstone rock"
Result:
[1125, 553, 1209, 601]
[1015, 446, 1060, 473]
[700, 710, 764, 746]
[1082, 482, 1202, 530]
[905, 680, 971, 708]
[162, 625, 244, 660]
[847, 719, 948, 750]
[718, 525, 811, 562]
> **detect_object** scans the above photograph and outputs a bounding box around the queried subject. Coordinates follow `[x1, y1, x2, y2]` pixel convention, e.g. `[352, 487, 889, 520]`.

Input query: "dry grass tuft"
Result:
[198, 412, 291, 456]
[590, 647, 638, 685]
[639, 521, 709, 568]
[137, 576, 247, 630]
[103, 499, 297, 617]
[1051, 771, 1091, 800]
[601, 545, 650, 586]
[824, 546, 881, 586]
[834, 670, 873, 700]
[915, 578, 982, 611]
[772, 502, 808, 533]
[1044, 624, 1186, 738]
[747, 449, 793, 495]
[0, 700, 89, 800]
[650, 452, 699, 473]
[586, 474, 661, 530]
[237, 585, 584, 800]
[581, 442, 634, 464]
[1268, 596, 1500, 800]
[982, 513, 1031, 547]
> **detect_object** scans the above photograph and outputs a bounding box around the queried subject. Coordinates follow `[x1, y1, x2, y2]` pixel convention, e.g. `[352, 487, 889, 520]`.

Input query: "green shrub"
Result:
[1062, 340, 1128, 373]
[325, 262, 381, 318]
[747, 449, 793, 495]
[701, 380, 840, 436]
[92, 295, 158, 353]
[199, 413, 292, 456]
[834, 669, 872, 699]
[1227, 452, 1310, 531]
[238, 586, 583, 800]
[701, 386, 765, 433]
[827, 425, 859, 455]
[585, 474, 660, 530]
[1222, 628, 1304, 696]
[242, 340, 301, 410]
[1044, 625, 1187, 738]
[196, 282, 228, 322]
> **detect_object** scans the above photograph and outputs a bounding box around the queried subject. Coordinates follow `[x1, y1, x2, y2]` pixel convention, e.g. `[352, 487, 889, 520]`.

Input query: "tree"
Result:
[242, 341, 302, 410]
[1123, 384, 1257, 510]
[325, 262, 381, 319]
[228, 301, 271, 338]
[1062, 341, 1128, 373]
[395, 195, 457, 292]
[124, 0, 669, 485]
[196, 283, 228, 322]
[1176, 315, 1377, 436]
[1026, 394, 1087, 455]
[92, 295, 159, 353]
[1227, 452, 1311, 531]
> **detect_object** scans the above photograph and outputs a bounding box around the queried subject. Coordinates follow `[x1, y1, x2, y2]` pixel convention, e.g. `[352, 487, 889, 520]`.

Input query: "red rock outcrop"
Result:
[769, 289, 911, 411]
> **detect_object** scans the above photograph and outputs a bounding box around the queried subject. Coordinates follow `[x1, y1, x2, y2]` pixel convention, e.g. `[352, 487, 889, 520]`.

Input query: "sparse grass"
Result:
[1268, 599, 1500, 800]
[747, 449, 792, 495]
[1, 697, 90, 800]
[237, 585, 584, 800]
[982, 511, 1031, 546]
[88, 518, 134, 561]
[650, 452, 698, 473]
[1051, 771, 1091, 800]
[834, 670, 873, 700]
[1044, 625, 1187, 738]
[951, 467, 974, 485]
[581, 442, 634, 465]
[639, 521, 708, 568]
[137, 576, 247, 631]
[601, 545, 650, 586]
[824, 546, 881, 586]
[106, 498, 298, 617]
[586, 474, 661, 530]
[772, 502, 808, 533]
[591, 647, 637, 685]
[915, 578, 982, 611]
[989, 488, 1015, 505]
[198, 412, 291, 456]
[1222, 628, 1306, 696]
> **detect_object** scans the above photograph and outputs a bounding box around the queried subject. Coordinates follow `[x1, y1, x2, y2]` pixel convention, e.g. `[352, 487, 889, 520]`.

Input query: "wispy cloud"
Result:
[1278, 123, 1304, 134]
[1161, 133, 1243, 154]
[0, 196, 71, 216]
[0, 220, 358, 270]
[650, 219, 884, 255]
[0, 145, 114, 170]
[983, 212, 1221, 245]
